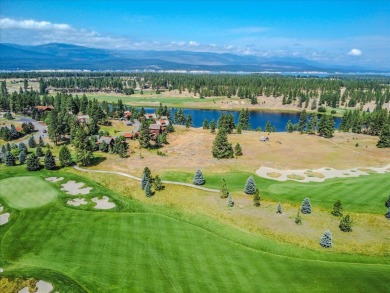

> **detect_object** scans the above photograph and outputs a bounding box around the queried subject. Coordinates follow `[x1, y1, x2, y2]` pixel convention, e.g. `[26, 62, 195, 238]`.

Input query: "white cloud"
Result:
[347, 48, 362, 56]
[188, 41, 199, 47]
[0, 17, 71, 31]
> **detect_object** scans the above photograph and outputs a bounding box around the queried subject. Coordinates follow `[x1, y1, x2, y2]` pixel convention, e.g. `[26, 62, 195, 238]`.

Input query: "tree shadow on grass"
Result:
[89, 156, 107, 166]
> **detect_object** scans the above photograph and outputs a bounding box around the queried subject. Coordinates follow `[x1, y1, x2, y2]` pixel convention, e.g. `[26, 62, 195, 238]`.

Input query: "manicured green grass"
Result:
[0, 176, 58, 209]
[1, 166, 389, 292]
[2, 206, 389, 293]
[160, 171, 390, 214]
[86, 94, 222, 106]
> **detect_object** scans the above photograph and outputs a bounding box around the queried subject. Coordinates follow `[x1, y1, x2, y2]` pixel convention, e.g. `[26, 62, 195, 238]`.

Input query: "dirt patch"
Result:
[61, 181, 93, 195]
[45, 177, 64, 182]
[91, 196, 116, 209]
[67, 198, 88, 207]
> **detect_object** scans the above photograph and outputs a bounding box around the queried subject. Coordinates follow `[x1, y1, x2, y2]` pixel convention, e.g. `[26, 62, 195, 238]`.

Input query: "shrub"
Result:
[339, 215, 353, 232]
[220, 178, 229, 198]
[253, 188, 260, 207]
[153, 175, 164, 191]
[320, 230, 332, 248]
[295, 210, 302, 225]
[318, 106, 326, 113]
[301, 198, 312, 214]
[385, 208, 390, 220]
[193, 169, 205, 185]
[276, 202, 282, 214]
[244, 176, 256, 195]
[227, 192, 234, 207]
[234, 143, 243, 156]
[331, 200, 343, 217]
[385, 196, 390, 208]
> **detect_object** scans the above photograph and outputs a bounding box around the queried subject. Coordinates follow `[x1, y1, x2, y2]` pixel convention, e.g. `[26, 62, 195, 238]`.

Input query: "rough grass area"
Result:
[0, 176, 58, 209]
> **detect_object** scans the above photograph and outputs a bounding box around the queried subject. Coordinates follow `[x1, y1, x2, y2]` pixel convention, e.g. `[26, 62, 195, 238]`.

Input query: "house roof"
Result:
[123, 133, 134, 138]
[149, 124, 161, 130]
[36, 105, 54, 111]
[144, 113, 156, 119]
[98, 136, 114, 144]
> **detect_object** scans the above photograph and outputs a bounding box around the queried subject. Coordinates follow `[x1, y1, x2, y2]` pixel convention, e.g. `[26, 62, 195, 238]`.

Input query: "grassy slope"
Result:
[1, 166, 389, 292]
[160, 171, 390, 214]
[0, 176, 58, 209]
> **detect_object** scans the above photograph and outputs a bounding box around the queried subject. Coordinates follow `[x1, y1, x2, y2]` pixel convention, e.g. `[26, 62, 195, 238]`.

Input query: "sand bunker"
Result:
[67, 198, 88, 207]
[61, 180, 93, 195]
[256, 164, 390, 182]
[0, 213, 10, 225]
[45, 177, 64, 183]
[19, 280, 54, 293]
[92, 196, 116, 209]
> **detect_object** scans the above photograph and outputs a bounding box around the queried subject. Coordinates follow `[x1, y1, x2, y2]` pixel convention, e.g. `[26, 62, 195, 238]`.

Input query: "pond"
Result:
[146, 107, 341, 131]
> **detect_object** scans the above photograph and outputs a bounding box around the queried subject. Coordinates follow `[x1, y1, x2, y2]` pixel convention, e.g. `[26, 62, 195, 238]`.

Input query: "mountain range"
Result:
[0, 43, 382, 73]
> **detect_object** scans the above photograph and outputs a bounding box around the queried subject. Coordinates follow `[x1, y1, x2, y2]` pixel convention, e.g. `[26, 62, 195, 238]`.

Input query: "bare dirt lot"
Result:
[91, 127, 390, 176]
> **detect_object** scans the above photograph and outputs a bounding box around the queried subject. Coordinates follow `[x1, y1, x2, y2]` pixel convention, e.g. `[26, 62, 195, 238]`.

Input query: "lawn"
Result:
[1, 167, 389, 292]
[0, 176, 58, 209]
[160, 171, 390, 214]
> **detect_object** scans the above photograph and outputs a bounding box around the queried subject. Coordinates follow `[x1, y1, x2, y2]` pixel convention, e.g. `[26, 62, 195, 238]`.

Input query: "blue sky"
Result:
[1, 0, 389, 69]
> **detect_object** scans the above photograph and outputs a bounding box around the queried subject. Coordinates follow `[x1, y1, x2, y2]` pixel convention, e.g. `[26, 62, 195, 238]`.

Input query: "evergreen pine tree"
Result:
[18, 142, 27, 152]
[212, 128, 233, 159]
[59, 145, 73, 167]
[276, 202, 282, 213]
[26, 153, 40, 171]
[377, 123, 390, 148]
[227, 192, 234, 207]
[202, 119, 210, 129]
[210, 119, 216, 133]
[220, 178, 229, 198]
[193, 169, 205, 185]
[36, 146, 43, 157]
[234, 143, 243, 156]
[145, 181, 153, 197]
[244, 176, 256, 194]
[5, 152, 16, 166]
[301, 198, 312, 214]
[339, 215, 353, 232]
[306, 113, 318, 134]
[141, 167, 152, 190]
[253, 188, 260, 206]
[139, 119, 151, 148]
[185, 114, 192, 128]
[320, 230, 332, 248]
[331, 200, 343, 216]
[153, 175, 164, 191]
[28, 135, 37, 148]
[298, 109, 308, 133]
[18, 150, 27, 164]
[39, 136, 44, 147]
[386, 196, 390, 208]
[236, 124, 242, 134]
[1, 145, 6, 154]
[286, 120, 294, 133]
[318, 114, 335, 138]
[44, 149, 56, 170]
[9, 125, 19, 139]
[265, 121, 272, 133]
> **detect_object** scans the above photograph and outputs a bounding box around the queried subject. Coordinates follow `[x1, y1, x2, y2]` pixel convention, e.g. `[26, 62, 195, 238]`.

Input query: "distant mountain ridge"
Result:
[0, 43, 382, 73]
